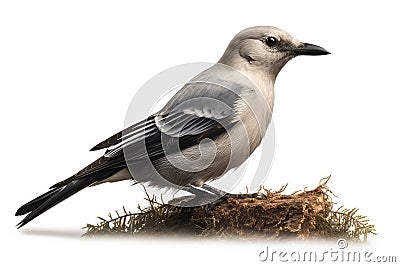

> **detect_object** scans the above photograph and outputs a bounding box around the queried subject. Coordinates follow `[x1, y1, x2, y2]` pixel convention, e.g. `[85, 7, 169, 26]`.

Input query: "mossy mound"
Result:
[83, 177, 376, 240]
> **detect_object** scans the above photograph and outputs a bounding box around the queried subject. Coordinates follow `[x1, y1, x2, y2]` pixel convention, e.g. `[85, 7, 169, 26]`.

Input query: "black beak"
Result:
[293, 43, 330, 56]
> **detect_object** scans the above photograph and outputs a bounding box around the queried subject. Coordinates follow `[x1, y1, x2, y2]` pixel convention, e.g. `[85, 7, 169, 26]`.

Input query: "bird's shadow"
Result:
[21, 228, 82, 238]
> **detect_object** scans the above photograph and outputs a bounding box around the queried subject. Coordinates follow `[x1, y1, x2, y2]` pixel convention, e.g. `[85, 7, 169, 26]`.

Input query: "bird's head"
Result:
[219, 26, 330, 80]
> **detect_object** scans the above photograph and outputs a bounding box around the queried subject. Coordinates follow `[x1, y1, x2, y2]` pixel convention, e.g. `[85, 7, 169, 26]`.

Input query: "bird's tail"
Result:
[15, 169, 119, 228]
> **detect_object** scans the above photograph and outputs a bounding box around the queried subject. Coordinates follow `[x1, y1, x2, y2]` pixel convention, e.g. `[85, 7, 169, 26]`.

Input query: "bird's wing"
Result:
[56, 64, 253, 186]
[52, 105, 237, 190]
[103, 104, 236, 161]
[101, 72, 249, 159]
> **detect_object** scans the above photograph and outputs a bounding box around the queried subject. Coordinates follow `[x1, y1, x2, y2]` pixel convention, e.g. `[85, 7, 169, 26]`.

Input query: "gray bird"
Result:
[15, 26, 329, 228]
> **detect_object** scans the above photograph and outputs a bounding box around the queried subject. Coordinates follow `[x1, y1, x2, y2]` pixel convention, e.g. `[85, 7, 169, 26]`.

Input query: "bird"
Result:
[15, 26, 329, 228]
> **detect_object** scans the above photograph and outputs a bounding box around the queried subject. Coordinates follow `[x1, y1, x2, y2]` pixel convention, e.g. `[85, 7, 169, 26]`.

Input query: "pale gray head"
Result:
[219, 26, 329, 79]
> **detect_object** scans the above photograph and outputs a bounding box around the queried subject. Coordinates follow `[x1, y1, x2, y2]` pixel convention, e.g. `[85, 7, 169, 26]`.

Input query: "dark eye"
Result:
[265, 36, 278, 47]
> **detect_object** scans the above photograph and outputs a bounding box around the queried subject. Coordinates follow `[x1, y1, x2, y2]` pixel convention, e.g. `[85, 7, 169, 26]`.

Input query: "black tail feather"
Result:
[15, 187, 62, 216]
[15, 168, 122, 228]
[16, 178, 97, 229]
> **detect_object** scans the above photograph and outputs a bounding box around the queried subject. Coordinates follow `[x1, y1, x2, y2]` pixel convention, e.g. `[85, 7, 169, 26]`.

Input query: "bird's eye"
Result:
[265, 36, 278, 47]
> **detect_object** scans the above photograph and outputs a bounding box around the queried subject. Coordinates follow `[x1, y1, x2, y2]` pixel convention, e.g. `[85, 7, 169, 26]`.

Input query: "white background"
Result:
[1, 0, 399, 266]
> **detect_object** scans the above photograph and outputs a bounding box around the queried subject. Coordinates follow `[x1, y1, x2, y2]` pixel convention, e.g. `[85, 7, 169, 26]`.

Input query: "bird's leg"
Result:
[172, 186, 217, 207]
[201, 184, 258, 199]
[183, 185, 223, 212]
[179, 185, 240, 208]
[185, 186, 217, 199]
[178, 185, 258, 209]
[200, 184, 227, 197]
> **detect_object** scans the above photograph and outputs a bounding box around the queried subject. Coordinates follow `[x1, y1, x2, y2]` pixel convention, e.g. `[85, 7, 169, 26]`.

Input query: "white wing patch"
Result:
[155, 105, 234, 138]
[104, 122, 157, 158]
[182, 107, 229, 119]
